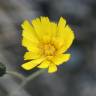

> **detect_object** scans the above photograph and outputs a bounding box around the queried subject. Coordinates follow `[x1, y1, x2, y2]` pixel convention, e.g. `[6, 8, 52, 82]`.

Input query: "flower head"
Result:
[21, 17, 75, 73]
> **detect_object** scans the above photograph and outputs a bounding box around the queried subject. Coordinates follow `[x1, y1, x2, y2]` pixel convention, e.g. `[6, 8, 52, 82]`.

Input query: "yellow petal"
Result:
[22, 37, 39, 52]
[37, 60, 50, 68]
[56, 17, 66, 39]
[41, 17, 56, 43]
[50, 22, 57, 43]
[55, 17, 74, 53]
[21, 20, 40, 52]
[40, 17, 51, 36]
[57, 25, 74, 54]
[32, 18, 42, 40]
[48, 63, 57, 73]
[58, 17, 66, 28]
[32, 17, 51, 43]
[21, 57, 45, 70]
[21, 20, 39, 43]
[52, 54, 71, 65]
[51, 22, 57, 35]
[24, 51, 41, 60]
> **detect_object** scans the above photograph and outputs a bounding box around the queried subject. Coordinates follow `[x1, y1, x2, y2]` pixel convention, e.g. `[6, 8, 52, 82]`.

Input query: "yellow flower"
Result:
[21, 17, 75, 73]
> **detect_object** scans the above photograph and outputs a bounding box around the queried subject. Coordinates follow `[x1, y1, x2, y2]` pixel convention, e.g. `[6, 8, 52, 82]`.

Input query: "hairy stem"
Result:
[6, 71, 25, 80]
[9, 69, 46, 96]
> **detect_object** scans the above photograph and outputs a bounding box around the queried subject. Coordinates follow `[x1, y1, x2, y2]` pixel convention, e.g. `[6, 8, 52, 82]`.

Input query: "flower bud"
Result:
[0, 62, 6, 77]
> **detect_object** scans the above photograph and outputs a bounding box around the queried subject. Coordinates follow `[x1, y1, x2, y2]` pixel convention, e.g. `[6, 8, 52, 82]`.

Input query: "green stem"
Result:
[20, 69, 46, 88]
[6, 71, 25, 81]
[9, 69, 46, 96]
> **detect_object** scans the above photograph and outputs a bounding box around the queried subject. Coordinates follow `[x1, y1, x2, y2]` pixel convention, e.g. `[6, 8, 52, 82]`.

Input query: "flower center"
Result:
[40, 43, 56, 56]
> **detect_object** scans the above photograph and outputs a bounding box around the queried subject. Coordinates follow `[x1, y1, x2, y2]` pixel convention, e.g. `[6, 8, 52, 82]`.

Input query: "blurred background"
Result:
[0, 0, 96, 96]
